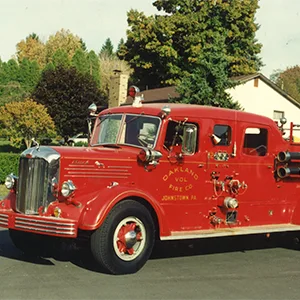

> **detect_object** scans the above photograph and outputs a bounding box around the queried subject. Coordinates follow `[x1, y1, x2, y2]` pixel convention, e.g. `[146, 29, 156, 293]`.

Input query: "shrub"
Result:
[0, 153, 19, 183]
[75, 141, 88, 147]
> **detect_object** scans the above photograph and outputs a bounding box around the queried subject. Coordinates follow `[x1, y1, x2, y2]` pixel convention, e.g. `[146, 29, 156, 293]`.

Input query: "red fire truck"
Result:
[1, 101, 300, 274]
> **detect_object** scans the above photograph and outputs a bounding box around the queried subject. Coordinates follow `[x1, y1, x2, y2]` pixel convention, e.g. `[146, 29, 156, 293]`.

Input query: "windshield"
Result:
[91, 114, 161, 148]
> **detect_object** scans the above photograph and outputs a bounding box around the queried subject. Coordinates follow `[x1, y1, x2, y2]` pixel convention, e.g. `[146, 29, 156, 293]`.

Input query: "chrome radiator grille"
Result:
[16, 147, 60, 215]
[16, 157, 50, 214]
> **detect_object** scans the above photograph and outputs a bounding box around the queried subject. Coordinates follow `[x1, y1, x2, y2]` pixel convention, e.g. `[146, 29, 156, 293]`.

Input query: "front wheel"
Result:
[90, 200, 155, 275]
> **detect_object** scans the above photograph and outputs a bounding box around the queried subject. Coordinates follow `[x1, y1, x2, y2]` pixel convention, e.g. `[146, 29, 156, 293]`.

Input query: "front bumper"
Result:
[0, 209, 78, 238]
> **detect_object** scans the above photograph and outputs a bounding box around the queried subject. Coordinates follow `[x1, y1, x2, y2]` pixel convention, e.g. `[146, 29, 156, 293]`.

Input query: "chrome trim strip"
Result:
[0, 221, 8, 226]
[15, 225, 76, 236]
[66, 168, 130, 173]
[15, 221, 75, 231]
[161, 224, 300, 241]
[68, 165, 94, 168]
[107, 166, 133, 169]
[64, 175, 129, 178]
[0, 214, 8, 218]
[15, 217, 75, 226]
[67, 171, 131, 175]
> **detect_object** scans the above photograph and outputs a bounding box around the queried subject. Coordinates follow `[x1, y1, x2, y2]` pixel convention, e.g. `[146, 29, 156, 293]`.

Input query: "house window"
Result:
[273, 110, 284, 120]
[254, 78, 259, 87]
[243, 127, 268, 156]
[213, 125, 231, 146]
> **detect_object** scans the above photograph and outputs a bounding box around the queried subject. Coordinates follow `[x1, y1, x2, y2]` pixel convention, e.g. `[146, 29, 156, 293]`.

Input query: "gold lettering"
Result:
[161, 195, 197, 201]
[175, 177, 188, 183]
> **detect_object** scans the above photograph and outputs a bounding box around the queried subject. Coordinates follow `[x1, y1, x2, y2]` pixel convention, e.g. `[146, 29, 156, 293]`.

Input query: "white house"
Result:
[228, 73, 300, 138]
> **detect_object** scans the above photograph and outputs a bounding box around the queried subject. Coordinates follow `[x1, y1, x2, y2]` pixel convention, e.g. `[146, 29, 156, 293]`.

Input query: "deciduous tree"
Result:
[0, 98, 56, 148]
[32, 66, 105, 138]
[119, 0, 262, 90]
[99, 53, 132, 98]
[272, 66, 300, 103]
[16, 33, 46, 67]
[45, 29, 82, 63]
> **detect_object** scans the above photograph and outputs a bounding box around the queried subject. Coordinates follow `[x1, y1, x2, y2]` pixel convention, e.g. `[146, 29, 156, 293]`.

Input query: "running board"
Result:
[161, 224, 300, 241]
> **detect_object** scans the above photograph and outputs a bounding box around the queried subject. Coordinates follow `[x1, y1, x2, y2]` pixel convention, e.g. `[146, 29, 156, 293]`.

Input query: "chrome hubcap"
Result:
[113, 216, 146, 261]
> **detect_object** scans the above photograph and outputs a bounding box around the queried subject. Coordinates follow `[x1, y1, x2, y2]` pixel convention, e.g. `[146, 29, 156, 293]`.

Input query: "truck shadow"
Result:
[151, 232, 300, 259]
[0, 229, 300, 274]
[0, 229, 55, 265]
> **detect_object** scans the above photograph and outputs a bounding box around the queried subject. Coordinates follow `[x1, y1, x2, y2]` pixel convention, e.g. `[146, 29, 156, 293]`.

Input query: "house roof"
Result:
[125, 86, 179, 104]
[125, 73, 300, 109]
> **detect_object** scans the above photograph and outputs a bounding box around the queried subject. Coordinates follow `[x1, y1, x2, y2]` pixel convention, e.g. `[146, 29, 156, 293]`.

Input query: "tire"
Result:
[68, 141, 75, 147]
[9, 229, 50, 257]
[90, 200, 155, 275]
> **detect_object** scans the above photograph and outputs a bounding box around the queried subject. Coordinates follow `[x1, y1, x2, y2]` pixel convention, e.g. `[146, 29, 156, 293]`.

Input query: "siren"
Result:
[211, 134, 221, 145]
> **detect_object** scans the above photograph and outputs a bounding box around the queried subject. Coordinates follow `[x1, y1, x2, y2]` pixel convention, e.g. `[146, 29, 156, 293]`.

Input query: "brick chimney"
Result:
[108, 70, 129, 108]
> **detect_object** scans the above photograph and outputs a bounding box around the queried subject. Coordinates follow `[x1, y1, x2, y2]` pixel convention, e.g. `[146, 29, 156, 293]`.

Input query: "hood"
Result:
[50, 145, 142, 161]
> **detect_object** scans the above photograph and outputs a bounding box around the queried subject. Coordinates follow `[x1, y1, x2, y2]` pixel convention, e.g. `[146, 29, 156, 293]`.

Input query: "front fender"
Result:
[78, 185, 169, 236]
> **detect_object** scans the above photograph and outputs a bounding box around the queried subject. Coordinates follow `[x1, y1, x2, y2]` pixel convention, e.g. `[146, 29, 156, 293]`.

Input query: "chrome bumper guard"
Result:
[0, 211, 77, 238]
[0, 214, 8, 227]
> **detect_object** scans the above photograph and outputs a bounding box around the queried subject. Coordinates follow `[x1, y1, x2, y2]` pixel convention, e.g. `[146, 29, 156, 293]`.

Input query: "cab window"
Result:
[243, 127, 268, 156]
[164, 121, 198, 155]
[213, 125, 231, 146]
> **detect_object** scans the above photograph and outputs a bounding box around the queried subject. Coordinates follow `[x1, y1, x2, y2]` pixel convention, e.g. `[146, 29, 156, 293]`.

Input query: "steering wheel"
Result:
[137, 134, 154, 147]
[249, 145, 267, 156]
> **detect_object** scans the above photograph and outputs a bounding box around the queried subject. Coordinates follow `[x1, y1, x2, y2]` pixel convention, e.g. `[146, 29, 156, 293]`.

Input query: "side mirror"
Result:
[182, 125, 197, 154]
[88, 103, 97, 116]
[87, 103, 98, 144]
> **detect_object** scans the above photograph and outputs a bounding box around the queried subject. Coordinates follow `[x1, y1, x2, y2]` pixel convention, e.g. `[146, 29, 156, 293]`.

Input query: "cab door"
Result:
[203, 119, 240, 227]
[233, 123, 293, 226]
[156, 118, 206, 232]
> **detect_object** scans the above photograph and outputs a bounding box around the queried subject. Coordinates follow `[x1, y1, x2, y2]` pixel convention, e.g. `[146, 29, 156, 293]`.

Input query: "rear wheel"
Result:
[90, 200, 155, 275]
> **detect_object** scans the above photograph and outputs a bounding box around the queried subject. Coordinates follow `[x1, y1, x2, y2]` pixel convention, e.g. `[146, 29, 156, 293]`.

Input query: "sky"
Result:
[0, 0, 299, 78]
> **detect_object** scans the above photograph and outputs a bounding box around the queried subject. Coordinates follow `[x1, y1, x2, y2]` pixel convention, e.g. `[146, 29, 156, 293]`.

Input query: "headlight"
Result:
[4, 174, 17, 190]
[61, 180, 76, 197]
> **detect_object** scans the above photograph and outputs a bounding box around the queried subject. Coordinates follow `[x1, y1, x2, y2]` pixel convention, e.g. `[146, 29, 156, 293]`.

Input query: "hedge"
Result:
[0, 153, 20, 183]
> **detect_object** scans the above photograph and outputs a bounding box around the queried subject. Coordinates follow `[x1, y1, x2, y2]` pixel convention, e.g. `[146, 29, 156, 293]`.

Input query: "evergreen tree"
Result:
[51, 49, 71, 69]
[87, 50, 101, 86]
[71, 48, 89, 74]
[80, 38, 88, 51]
[100, 38, 114, 57]
[18, 58, 41, 92]
[2, 59, 19, 83]
[174, 34, 241, 109]
[116, 38, 125, 56]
